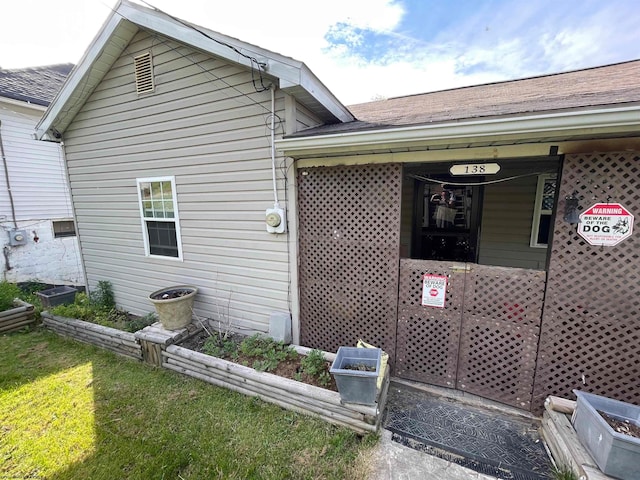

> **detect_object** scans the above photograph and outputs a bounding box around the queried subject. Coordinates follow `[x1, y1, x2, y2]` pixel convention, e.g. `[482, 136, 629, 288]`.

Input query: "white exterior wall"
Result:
[1, 101, 83, 284]
[63, 31, 297, 333]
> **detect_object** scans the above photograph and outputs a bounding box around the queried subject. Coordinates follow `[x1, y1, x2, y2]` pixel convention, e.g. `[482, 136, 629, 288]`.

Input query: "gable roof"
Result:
[278, 60, 640, 157]
[36, 0, 352, 141]
[0, 64, 73, 107]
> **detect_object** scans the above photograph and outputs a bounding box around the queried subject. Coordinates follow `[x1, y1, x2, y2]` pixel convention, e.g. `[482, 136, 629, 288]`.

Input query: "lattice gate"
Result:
[532, 152, 640, 414]
[297, 163, 401, 360]
[397, 260, 546, 410]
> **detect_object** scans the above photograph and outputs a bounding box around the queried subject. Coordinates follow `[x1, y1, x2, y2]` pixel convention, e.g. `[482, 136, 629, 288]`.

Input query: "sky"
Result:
[1, 0, 639, 105]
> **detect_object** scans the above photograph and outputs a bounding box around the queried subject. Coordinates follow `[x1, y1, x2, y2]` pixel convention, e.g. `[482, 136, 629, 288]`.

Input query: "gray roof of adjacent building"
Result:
[0, 64, 74, 107]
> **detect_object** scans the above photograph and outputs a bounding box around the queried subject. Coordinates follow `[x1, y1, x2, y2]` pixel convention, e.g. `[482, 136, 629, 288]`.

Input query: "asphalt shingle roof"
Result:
[0, 64, 73, 107]
[289, 59, 640, 137]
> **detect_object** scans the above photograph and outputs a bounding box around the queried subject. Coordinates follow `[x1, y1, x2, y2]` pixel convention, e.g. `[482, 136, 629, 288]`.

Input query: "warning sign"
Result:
[421, 274, 448, 308]
[577, 203, 634, 246]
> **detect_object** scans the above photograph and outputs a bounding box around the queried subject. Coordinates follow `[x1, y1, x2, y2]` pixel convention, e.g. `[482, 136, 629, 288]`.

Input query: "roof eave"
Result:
[37, 0, 352, 140]
[275, 105, 640, 157]
[36, 2, 137, 140]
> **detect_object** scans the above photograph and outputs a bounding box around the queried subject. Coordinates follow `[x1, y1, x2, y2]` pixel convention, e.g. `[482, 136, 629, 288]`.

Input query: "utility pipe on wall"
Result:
[0, 120, 18, 229]
[270, 85, 279, 207]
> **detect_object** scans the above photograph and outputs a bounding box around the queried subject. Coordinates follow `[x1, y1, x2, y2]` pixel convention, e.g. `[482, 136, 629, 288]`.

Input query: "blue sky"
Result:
[1, 0, 639, 104]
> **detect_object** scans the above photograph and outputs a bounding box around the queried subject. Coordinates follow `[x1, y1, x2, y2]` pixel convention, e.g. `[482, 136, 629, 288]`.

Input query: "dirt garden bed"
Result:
[178, 329, 338, 391]
[160, 327, 388, 434]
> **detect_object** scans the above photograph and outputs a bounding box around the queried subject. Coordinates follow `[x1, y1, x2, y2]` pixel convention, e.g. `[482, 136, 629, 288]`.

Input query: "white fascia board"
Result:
[298, 63, 353, 123]
[36, 4, 133, 140]
[276, 105, 640, 156]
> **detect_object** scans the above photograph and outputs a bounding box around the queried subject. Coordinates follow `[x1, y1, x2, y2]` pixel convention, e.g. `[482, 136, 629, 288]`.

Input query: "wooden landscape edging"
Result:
[42, 312, 142, 360]
[162, 344, 389, 435]
[0, 299, 36, 333]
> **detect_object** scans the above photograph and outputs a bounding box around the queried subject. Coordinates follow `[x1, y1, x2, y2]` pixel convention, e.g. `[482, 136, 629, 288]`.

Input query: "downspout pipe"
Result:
[0, 120, 19, 229]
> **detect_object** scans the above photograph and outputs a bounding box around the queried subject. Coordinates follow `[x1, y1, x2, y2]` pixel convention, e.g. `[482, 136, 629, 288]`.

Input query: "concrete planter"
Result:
[148, 286, 197, 330]
[572, 390, 640, 480]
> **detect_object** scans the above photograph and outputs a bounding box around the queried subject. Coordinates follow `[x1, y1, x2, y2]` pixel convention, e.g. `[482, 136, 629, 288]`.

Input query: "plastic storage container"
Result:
[330, 346, 381, 405]
[36, 286, 78, 308]
[572, 390, 640, 480]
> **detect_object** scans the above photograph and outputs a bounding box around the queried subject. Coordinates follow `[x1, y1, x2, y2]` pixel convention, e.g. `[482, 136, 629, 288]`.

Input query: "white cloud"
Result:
[1, 0, 638, 106]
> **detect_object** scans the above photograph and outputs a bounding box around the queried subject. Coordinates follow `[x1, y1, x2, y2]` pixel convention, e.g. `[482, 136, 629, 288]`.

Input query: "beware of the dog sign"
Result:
[577, 203, 634, 246]
[421, 274, 448, 308]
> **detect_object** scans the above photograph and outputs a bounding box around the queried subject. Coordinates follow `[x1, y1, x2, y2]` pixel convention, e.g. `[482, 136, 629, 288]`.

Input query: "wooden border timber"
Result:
[163, 344, 389, 435]
[42, 312, 142, 360]
[0, 299, 36, 333]
[542, 397, 613, 480]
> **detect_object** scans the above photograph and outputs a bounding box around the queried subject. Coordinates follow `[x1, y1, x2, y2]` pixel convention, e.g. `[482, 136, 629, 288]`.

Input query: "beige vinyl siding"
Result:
[478, 174, 550, 270]
[0, 108, 72, 221]
[63, 30, 291, 332]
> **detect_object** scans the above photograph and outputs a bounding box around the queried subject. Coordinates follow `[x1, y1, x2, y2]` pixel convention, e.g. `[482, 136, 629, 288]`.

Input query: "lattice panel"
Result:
[533, 152, 640, 413]
[396, 259, 463, 386]
[457, 266, 545, 409]
[297, 163, 401, 359]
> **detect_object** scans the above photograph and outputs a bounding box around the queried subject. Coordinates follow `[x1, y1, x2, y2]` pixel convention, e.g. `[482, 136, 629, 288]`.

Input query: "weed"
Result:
[0, 281, 22, 311]
[301, 349, 332, 386]
[49, 284, 151, 333]
[552, 465, 577, 480]
[125, 312, 157, 332]
[203, 336, 237, 358]
[89, 280, 115, 309]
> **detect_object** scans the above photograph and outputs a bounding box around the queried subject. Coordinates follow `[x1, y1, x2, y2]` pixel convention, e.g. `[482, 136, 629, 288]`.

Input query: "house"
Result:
[37, 0, 639, 413]
[0, 63, 84, 286]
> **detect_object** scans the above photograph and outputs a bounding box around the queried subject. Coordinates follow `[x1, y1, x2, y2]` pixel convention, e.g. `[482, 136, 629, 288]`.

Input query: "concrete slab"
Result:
[368, 429, 499, 480]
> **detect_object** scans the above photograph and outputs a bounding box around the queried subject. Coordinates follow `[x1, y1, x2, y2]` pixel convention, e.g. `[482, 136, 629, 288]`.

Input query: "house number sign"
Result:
[421, 274, 448, 308]
[449, 163, 500, 176]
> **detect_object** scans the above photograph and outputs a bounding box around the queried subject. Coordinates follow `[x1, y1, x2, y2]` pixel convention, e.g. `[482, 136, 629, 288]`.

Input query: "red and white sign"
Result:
[577, 203, 634, 246]
[421, 274, 448, 308]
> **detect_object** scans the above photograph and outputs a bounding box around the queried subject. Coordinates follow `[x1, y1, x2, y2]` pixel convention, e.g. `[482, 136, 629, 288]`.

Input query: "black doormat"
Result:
[384, 383, 552, 480]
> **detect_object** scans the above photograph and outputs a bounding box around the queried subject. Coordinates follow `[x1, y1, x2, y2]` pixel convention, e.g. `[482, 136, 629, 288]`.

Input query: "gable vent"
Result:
[134, 52, 155, 95]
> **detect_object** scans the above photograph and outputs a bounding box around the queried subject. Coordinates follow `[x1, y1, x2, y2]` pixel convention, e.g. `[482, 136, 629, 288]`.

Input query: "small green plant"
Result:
[90, 280, 115, 309]
[203, 336, 237, 359]
[0, 281, 22, 311]
[49, 282, 147, 333]
[238, 334, 298, 372]
[125, 312, 157, 332]
[552, 465, 577, 480]
[301, 349, 332, 386]
[50, 292, 95, 320]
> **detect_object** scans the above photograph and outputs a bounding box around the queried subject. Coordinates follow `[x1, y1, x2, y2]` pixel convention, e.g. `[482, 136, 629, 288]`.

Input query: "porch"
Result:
[296, 152, 640, 413]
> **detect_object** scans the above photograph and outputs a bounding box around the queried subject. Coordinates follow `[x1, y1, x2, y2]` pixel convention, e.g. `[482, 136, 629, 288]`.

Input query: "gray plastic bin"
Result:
[572, 390, 640, 480]
[36, 286, 78, 307]
[330, 346, 381, 405]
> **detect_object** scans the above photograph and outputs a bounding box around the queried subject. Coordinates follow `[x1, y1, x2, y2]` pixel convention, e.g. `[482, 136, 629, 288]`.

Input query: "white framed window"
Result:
[530, 174, 557, 248]
[136, 176, 183, 259]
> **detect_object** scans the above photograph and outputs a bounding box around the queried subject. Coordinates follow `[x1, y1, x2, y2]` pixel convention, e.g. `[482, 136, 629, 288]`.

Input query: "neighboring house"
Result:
[37, 0, 639, 414]
[0, 63, 84, 285]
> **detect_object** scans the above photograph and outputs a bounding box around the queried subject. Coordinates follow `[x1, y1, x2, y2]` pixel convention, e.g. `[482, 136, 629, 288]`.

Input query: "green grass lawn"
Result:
[0, 328, 377, 479]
